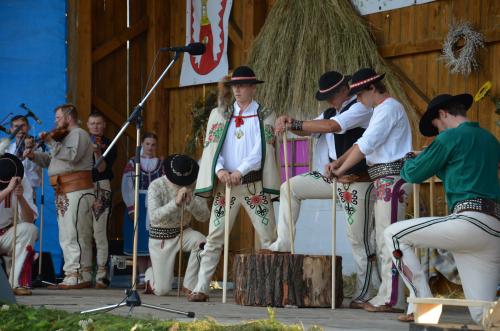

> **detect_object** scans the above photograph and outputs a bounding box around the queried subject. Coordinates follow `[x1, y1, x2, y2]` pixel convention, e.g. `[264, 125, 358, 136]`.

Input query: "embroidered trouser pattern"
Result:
[56, 188, 94, 281]
[385, 211, 500, 323]
[269, 171, 379, 302]
[0, 223, 37, 287]
[92, 179, 112, 279]
[368, 176, 411, 309]
[193, 181, 277, 294]
[146, 228, 206, 295]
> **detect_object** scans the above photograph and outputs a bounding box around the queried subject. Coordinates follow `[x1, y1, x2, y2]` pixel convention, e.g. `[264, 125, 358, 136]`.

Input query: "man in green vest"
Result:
[384, 93, 500, 324]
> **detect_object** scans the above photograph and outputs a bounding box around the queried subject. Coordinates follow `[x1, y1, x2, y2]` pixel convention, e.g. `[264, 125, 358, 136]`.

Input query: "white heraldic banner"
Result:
[179, 0, 233, 87]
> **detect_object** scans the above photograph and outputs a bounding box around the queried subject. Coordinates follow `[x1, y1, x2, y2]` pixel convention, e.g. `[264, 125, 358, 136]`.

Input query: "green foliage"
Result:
[185, 89, 218, 157]
[0, 305, 319, 331]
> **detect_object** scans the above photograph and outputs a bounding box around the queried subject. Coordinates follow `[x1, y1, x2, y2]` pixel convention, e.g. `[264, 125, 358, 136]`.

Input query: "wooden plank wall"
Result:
[69, 0, 498, 270]
[364, 0, 500, 149]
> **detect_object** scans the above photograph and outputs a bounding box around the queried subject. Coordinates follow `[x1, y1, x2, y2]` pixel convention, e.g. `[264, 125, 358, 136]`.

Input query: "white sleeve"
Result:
[236, 140, 262, 175]
[333, 103, 372, 134]
[20, 177, 38, 222]
[356, 105, 396, 156]
[121, 161, 135, 212]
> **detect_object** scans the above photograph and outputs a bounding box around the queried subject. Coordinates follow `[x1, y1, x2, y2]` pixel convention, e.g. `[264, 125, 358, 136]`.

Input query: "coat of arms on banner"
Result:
[179, 0, 233, 87]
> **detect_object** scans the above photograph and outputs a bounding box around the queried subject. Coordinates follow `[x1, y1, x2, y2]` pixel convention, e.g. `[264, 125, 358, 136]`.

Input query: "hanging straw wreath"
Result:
[441, 22, 484, 76]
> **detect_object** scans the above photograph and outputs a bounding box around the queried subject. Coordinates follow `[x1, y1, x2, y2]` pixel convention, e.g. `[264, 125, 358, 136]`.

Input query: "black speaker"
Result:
[32, 252, 56, 286]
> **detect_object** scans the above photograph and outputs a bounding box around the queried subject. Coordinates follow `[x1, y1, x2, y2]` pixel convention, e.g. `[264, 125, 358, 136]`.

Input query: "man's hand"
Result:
[6, 177, 20, 193]
[39, 131, 53, 144]
[217, 169, 231, 185]
[23, 148, 35, 160]
[274, 115, 293, 135]
[92, 144, 102, 156]
[176, 187, 193, 206]
[325, 160, 340, 178]
[12, 181, 24, 198]
[229, 171, 242, 186]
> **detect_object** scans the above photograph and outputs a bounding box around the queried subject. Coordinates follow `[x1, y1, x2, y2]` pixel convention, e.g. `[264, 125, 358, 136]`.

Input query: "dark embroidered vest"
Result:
[324, 100, 368, 175]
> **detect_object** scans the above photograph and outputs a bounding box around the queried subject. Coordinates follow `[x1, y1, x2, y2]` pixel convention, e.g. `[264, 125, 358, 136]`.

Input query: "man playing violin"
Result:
[86, 110, 117, 288]
[6, 115, 42, 199]
[24, 104, 95, 289]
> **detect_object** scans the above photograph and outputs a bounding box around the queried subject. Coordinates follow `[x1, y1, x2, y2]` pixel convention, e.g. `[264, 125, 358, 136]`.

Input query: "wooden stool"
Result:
[233, 253, 343, 307]
[408, 297, 496, 329]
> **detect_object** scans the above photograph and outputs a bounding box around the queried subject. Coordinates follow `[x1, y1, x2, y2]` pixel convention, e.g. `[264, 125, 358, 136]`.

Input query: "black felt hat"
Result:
[419, 93, 473, 137]
[225, 66, 264, 85]
[315, 71, 350, 101]
[0, 153, 24, 190]
[164, 154, 199, 186]
[348, 68, 385, 96]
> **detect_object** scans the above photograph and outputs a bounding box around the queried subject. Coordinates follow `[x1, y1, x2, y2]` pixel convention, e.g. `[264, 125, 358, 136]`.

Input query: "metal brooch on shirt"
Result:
[235, 129, 244, 139]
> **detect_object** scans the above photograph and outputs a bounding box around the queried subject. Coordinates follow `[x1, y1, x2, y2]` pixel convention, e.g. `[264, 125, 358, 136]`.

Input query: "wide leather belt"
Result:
[149, 226, 189, 240]
[50, 170, 93, 194]
[453, 198, 500, 220]
[368, 160, 404, 181]
[241, 170, 262, 184]
[367, 153, 415, 181]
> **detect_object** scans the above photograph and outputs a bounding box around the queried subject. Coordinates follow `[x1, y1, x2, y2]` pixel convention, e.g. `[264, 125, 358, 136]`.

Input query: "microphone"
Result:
[0, 124, 10, 134]
[160, 42, 206, 56]
[20, 103, 43, 125]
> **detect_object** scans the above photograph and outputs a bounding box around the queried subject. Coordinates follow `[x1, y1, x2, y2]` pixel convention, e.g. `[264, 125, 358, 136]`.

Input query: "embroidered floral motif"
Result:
[92, 188, 112, 220]
[264, 124, 275, 145]
[337, 185, 358, 225]
[244, 192, 270, 225]
[374, 177, 395, 201]
[374, 177, 408, 203]
[212, 191, 236, 226]
[56, 193, 69, 217]
[204, 122, 225, 147]
[302, 171, 332, 184]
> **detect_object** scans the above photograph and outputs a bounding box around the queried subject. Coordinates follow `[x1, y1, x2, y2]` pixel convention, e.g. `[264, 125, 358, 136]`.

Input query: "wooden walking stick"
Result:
[9, 200, 19, 288]
[331, 178, 337, 310]
[222, 183, 231, 303]
[282, 131, 295, 254]
[38, 173, 45, 279]
[177, 202, 185, 298]
[413, 183, 420, 258]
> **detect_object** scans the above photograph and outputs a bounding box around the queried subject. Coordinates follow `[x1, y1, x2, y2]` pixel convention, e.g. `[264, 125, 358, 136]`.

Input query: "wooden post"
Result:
[429, 177, 435, 216]
[222, 184, 231, 303]
[282, 132, 295, 254]
[331, 179, 337, 310]
[413, 183, 420, 258]
[9, 201, 19, 287]
[177, 203, 185, 297]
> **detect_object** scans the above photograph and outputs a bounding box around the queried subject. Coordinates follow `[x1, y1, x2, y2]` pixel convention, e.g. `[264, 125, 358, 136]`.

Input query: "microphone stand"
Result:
[82, 51, 194, 318]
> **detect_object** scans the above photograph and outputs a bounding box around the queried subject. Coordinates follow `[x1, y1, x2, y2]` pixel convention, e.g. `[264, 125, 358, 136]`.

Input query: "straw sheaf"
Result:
[247, 0, 418, 133]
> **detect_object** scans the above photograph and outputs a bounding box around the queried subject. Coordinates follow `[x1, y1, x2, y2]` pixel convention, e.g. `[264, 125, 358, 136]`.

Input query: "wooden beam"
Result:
[229, 19, 243, 48]
[379, 29, 500, 58]
[67, 0, 92, 120]
[92, 18, 148, 64]
[92, 95, 136, 139]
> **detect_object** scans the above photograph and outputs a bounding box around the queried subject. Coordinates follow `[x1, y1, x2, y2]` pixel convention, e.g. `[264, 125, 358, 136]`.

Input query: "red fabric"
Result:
[19, 245, 34, 288]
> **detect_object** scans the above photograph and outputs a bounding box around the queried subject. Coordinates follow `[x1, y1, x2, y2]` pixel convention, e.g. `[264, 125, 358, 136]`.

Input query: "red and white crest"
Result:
[180, 0, 232, 86]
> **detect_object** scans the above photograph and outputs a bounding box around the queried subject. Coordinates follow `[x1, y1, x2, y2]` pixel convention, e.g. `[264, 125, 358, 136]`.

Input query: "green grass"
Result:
[0, 305, 323, 331]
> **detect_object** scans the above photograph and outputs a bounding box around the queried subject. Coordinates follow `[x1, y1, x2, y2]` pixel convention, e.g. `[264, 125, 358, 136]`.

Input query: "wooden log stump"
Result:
[233, 253, 343, 308]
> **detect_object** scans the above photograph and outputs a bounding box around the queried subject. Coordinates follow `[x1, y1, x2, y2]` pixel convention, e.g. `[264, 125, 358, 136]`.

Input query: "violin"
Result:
[40, 126, 70, 143]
